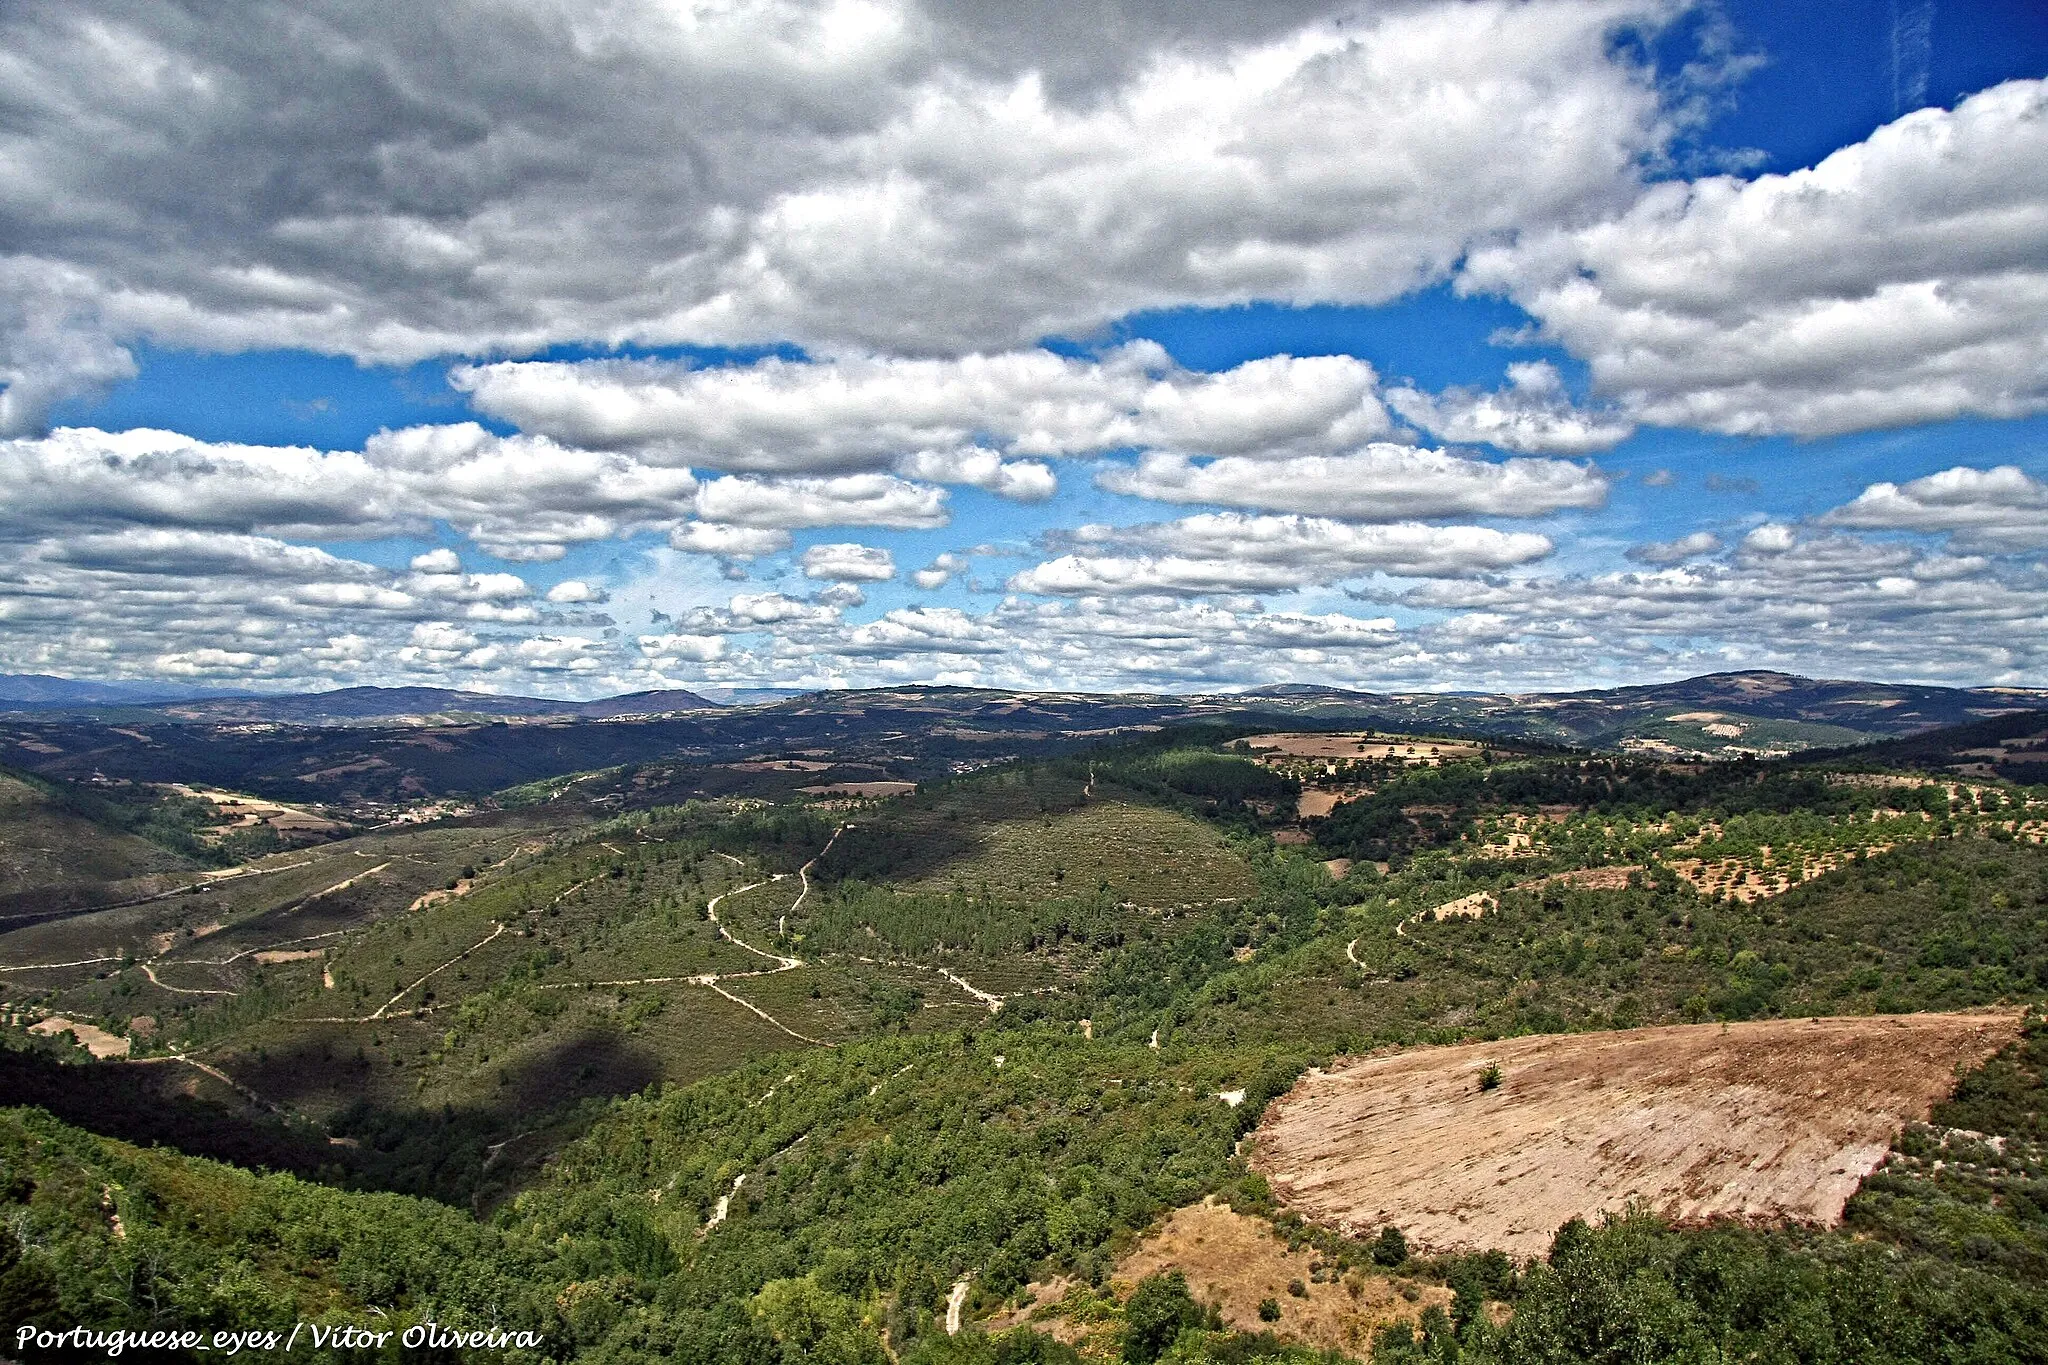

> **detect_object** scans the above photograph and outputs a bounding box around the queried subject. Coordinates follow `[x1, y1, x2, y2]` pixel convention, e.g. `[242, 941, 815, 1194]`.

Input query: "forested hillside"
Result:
[3, 714, 2046, 1362]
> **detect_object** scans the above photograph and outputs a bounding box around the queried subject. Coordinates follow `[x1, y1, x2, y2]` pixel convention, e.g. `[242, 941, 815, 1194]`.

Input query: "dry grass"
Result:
[991, 1199, 1450, 1355]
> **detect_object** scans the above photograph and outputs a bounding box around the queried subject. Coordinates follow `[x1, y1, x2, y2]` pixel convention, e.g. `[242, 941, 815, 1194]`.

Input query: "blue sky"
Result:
[3, 0, 2046, 696]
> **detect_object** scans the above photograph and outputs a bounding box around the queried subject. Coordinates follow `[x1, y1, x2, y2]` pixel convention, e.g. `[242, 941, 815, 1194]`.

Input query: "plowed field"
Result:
[1254, 1010, 2022, 1257]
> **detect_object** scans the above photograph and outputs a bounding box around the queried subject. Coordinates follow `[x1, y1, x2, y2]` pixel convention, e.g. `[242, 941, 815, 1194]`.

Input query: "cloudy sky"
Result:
[4, 0, 2047, 697]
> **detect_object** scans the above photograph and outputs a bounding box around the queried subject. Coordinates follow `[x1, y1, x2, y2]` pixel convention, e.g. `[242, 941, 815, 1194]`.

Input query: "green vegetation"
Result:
[4, 711, 2048, 1361]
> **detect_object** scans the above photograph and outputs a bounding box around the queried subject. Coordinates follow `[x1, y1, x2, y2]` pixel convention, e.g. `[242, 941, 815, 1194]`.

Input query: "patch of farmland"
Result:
[1245, 733, 1483, 762]
[1254, 1011, 2022, 1258]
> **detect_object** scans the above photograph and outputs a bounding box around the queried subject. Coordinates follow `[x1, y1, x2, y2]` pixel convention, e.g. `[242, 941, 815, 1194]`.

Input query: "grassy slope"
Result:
[0, 773, 197, 894]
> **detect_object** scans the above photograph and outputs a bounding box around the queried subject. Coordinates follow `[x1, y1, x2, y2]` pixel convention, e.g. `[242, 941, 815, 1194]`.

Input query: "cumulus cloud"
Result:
[365, 424, 700, 560]
[0, 1, 1681, 427]
[668, 522, 794, 559]
[912, 552, 970, 590]
[454, 343, 1393, 471]
[1385, 362, 1635, 454]
[1372, 527, 2048, 687]
[1824, 464, 2048, 551]
[839, 606, 1006, 655]
[695, 474, 947, 529]
[1095, 444, 1607, 519]
[1463, 80, 2048, 436]
[801, 543, 897, 582]
[0, 424, 698, 561]
[637, 632, 726, 663]
[1626, 530, 1722, 564]
[894, 448, 1057, 502]
[514, 636, 604, 673]
[546, 580, 606, 604]
[1010, 513, 1552, 595]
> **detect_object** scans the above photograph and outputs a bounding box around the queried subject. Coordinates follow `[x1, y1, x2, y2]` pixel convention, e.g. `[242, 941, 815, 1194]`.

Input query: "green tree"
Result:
[1123, 1271, 1201, 1364]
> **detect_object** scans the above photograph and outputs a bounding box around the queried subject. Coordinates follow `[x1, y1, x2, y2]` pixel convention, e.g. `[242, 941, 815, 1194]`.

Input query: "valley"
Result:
[2, 672, 2047, 1362]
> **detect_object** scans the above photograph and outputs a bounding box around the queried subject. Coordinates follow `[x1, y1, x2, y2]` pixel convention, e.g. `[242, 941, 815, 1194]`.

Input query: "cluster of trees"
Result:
[1312, 755, 1970, 867]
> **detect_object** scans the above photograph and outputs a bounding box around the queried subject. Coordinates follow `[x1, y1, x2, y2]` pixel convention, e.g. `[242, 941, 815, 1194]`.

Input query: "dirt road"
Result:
[1255, 1010, 2022, 1258]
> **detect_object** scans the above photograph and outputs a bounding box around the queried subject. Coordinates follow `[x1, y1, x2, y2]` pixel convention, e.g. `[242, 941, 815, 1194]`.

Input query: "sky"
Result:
[3, 0, 2047, 699]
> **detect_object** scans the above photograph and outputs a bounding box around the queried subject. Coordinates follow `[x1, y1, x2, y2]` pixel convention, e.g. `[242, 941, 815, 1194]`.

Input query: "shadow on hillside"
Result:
[0, 1045, 338, 1177]
[1, 1026, 672, 1213]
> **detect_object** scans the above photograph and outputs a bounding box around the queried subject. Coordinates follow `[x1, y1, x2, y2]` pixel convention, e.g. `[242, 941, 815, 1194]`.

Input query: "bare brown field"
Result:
[1247, 733, 1483, 761]
[1295, 789, 1346, 818]
[797, 780, 917, 798]
[990, 1199, 1449, 1355]
[1254, 1011, 2022, 1258]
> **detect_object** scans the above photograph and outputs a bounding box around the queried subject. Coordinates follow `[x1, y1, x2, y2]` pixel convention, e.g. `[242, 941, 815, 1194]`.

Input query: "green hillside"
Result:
[3, 718, 2047, 1361]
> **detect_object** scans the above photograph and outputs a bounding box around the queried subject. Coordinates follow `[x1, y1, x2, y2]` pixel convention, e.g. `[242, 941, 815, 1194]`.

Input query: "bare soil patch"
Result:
[989, 1199, 1449, 1356]
[797, 781, 917, 798]
[1247, 733, 1482, 762]
[1255, 1011, 2022, 1259]
[1296, 789, 1346, 818]
[30, 1015, 130, 1058]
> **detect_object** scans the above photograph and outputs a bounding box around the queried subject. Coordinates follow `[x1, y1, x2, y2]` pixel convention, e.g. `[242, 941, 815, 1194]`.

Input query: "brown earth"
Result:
[987, 1199, 1450, 1355]
[1296, 789, 1346, 818]
[1254, 1011, 2022, 1259]
[1247, 732, 1483, 762]
[29, 1015, 130, 1058]
[797, 780, 917, 798]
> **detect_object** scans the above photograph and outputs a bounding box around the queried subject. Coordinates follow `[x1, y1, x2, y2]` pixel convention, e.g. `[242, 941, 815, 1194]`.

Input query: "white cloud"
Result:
[546, 579, 606, 604]
[1741, 523, 1798, 555]
[1010, 513, 1551, 595]
[0, 1, 1683, 428]
[1372, 527, 2048, 688]
[801, 542, 897, 582]
[0, 424, 698, 561]
[1463, 80, 2048, 436]
[1095, 444, 1607, 519]
[1824, 464, 2048, 551]
[894, 448, 1057, 502]
[454, 343, 1394, 471]
[840, 606, 1005, 655]
[410, 548, 461, 573]
[1626, 530, 1722, 564]
[912, 552, 970, 590]
[1386, 362, 1635, 454]
[0, 427, 402, 539]
[668, 522, 794, 558]
[726, 592, 843, 626]
[408, 622, 479, 652]
[637, 632, 726, 663]
[695, 473, 948, 529]
[514, 635, 603, 673]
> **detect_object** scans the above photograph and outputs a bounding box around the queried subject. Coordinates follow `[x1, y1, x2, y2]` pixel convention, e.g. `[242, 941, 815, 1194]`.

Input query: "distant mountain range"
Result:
[0, 674, 246, 708]
[0, 679, 718, 722]
[1238, 670, 2048, 753]
[2, 670, 2043, 755]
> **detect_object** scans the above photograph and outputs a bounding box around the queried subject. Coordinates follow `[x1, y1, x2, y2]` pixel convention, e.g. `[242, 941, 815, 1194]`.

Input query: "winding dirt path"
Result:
[0, 955, 123, 972]
[369, 922, 507, 1018]
[138, 963, 237, 996]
